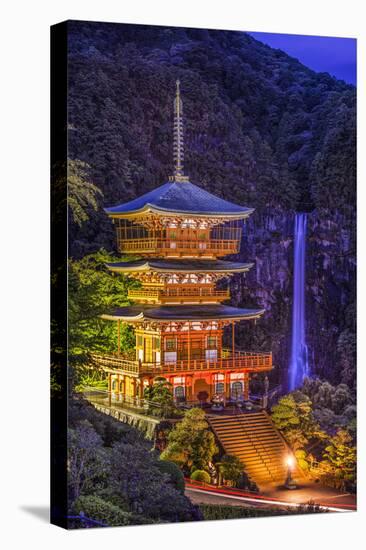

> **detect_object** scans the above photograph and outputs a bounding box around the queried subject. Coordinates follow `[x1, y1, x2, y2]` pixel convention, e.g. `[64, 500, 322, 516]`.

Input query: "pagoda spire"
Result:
[170, 79, 189, 182]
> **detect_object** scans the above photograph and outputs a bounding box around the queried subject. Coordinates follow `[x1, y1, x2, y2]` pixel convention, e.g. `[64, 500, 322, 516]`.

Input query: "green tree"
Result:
[143, 377, 177, 417]
[216, 454, 245, 486]
[156, 460, 185, 493]
[271, 392, 313, 433]
[109, 441, 200, 522]
[68, 159, 103, 226]
[74, 495, 132, 526]
[68, 249, 137, 387]
[161, 408, 218, 472]
[67, 421, 108, 502]
[322, 429, 356, 490]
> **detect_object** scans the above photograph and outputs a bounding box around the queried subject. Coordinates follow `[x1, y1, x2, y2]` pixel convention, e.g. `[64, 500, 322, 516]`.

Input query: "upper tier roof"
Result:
[106, 259, 253, 274]
[101, 304, 264, 323]
[104, 180, 254, 219]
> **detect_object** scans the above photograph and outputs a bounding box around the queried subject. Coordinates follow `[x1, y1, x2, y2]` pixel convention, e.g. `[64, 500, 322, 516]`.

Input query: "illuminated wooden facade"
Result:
[94, 80, 273, 405]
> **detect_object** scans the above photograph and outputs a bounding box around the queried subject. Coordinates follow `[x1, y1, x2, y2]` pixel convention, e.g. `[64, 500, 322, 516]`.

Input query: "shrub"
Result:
[157, 460, 185, 493]
[190, 469, 211, 483]
[200, 502, 327, 521]
[74, 495, 132, 526]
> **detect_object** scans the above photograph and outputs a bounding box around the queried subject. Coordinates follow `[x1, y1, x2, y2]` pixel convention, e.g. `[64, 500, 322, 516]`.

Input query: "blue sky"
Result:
[247, 32, 356, 85]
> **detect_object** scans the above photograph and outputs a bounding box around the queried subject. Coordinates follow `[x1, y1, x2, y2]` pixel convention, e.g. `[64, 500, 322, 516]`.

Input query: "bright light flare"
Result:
[286, 455, 295, 469]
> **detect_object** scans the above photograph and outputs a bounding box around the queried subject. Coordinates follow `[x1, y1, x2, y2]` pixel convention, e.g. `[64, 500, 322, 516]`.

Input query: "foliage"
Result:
[68, 160, 103, 227]
[67, 420, 109, 501]
[190, 470, 211, 483]
[161, 408, 218, 473]
[271, 384, 356, 492]
[69, 399, 144, 447]
[156, 460, 185, 493]
[143, 377, 182, 418]
[271, 392, 315, 441]
[109, 441, 201, 522]
[74, 495, 132, 526]
[200, 502, 327, 521]
[301, 377, 356, 435]
[294, 449, 310, 471]
[67, 22, 355, 236]
[216, 454, 245, 485]
[67, 399, 201, 526]
[322, 429, 356, 490]
[68, 249, 137, 388]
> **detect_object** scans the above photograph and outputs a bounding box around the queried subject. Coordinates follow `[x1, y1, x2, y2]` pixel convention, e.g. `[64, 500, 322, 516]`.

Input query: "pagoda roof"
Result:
[106, 259, 253, 274]
[104, 180, 254, 219]
[101, 304, 264, 323]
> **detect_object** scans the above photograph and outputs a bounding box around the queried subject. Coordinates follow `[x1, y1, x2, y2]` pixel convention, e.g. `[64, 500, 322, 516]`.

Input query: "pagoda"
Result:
[94, 80, 273, 407]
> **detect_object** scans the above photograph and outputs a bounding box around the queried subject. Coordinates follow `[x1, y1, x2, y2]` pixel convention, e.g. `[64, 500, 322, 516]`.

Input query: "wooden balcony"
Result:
[116, 237, 240, 257]
[90, 350, 273, 377]
[127, 286, 230, 304]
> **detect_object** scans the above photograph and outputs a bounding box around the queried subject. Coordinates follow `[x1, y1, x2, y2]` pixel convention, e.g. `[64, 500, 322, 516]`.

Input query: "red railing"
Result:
[90, 350, 273, 375]
[127, 287, 230, 302]
[116, 237, 240, 255]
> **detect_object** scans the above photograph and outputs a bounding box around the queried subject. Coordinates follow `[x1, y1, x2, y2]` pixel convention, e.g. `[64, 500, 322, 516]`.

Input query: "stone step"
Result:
[208, 411, 300, 487]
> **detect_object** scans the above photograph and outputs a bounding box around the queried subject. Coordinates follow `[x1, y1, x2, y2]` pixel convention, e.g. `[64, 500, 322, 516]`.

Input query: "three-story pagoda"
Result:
[95, 81, 273, 406]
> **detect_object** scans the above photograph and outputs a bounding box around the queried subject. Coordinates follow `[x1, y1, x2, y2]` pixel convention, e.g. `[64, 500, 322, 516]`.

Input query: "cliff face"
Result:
[230, 207, 355, 389]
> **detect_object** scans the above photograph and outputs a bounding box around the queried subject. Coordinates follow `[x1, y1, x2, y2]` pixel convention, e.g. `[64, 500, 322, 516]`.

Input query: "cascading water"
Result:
[288, 213, 310, 391]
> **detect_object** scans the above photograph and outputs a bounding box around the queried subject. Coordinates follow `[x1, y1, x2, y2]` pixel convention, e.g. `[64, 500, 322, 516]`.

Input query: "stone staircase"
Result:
[208, 411, 302, 486]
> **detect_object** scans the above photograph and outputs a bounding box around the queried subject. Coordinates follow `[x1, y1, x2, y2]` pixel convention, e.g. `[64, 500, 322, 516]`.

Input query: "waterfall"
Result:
[288, 213, 309, 391]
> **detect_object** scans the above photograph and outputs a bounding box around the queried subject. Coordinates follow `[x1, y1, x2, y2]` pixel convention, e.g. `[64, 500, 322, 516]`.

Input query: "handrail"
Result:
[116, 237, 240, 254]
[127, 288, 230, 298]
[82, 386, 164, 412]
[90, 351, 273, 374]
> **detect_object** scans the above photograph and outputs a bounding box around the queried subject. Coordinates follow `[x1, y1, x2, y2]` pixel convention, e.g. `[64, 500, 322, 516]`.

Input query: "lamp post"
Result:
[284, 455, 297, 489]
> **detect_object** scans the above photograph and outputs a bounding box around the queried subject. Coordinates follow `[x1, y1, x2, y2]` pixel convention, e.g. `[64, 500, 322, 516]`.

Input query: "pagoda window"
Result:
[174, 386, 185, 400]
[215, 382, 225, 394]
[207, 336, 217, 349]
[231, 381, 244, 398]
[165, 337, 177, 351]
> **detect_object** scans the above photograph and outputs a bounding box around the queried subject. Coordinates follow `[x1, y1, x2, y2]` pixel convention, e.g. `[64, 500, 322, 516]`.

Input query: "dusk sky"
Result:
[248, 32, 356, 85]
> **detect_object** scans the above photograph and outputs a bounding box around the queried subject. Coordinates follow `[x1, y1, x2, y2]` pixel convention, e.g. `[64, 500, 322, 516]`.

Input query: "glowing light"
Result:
[286, 455, 295, 469]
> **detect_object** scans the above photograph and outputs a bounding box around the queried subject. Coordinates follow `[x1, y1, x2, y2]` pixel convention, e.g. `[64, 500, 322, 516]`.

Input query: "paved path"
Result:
[185, 483, 356, 512]
[259, 481, 356, 508]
